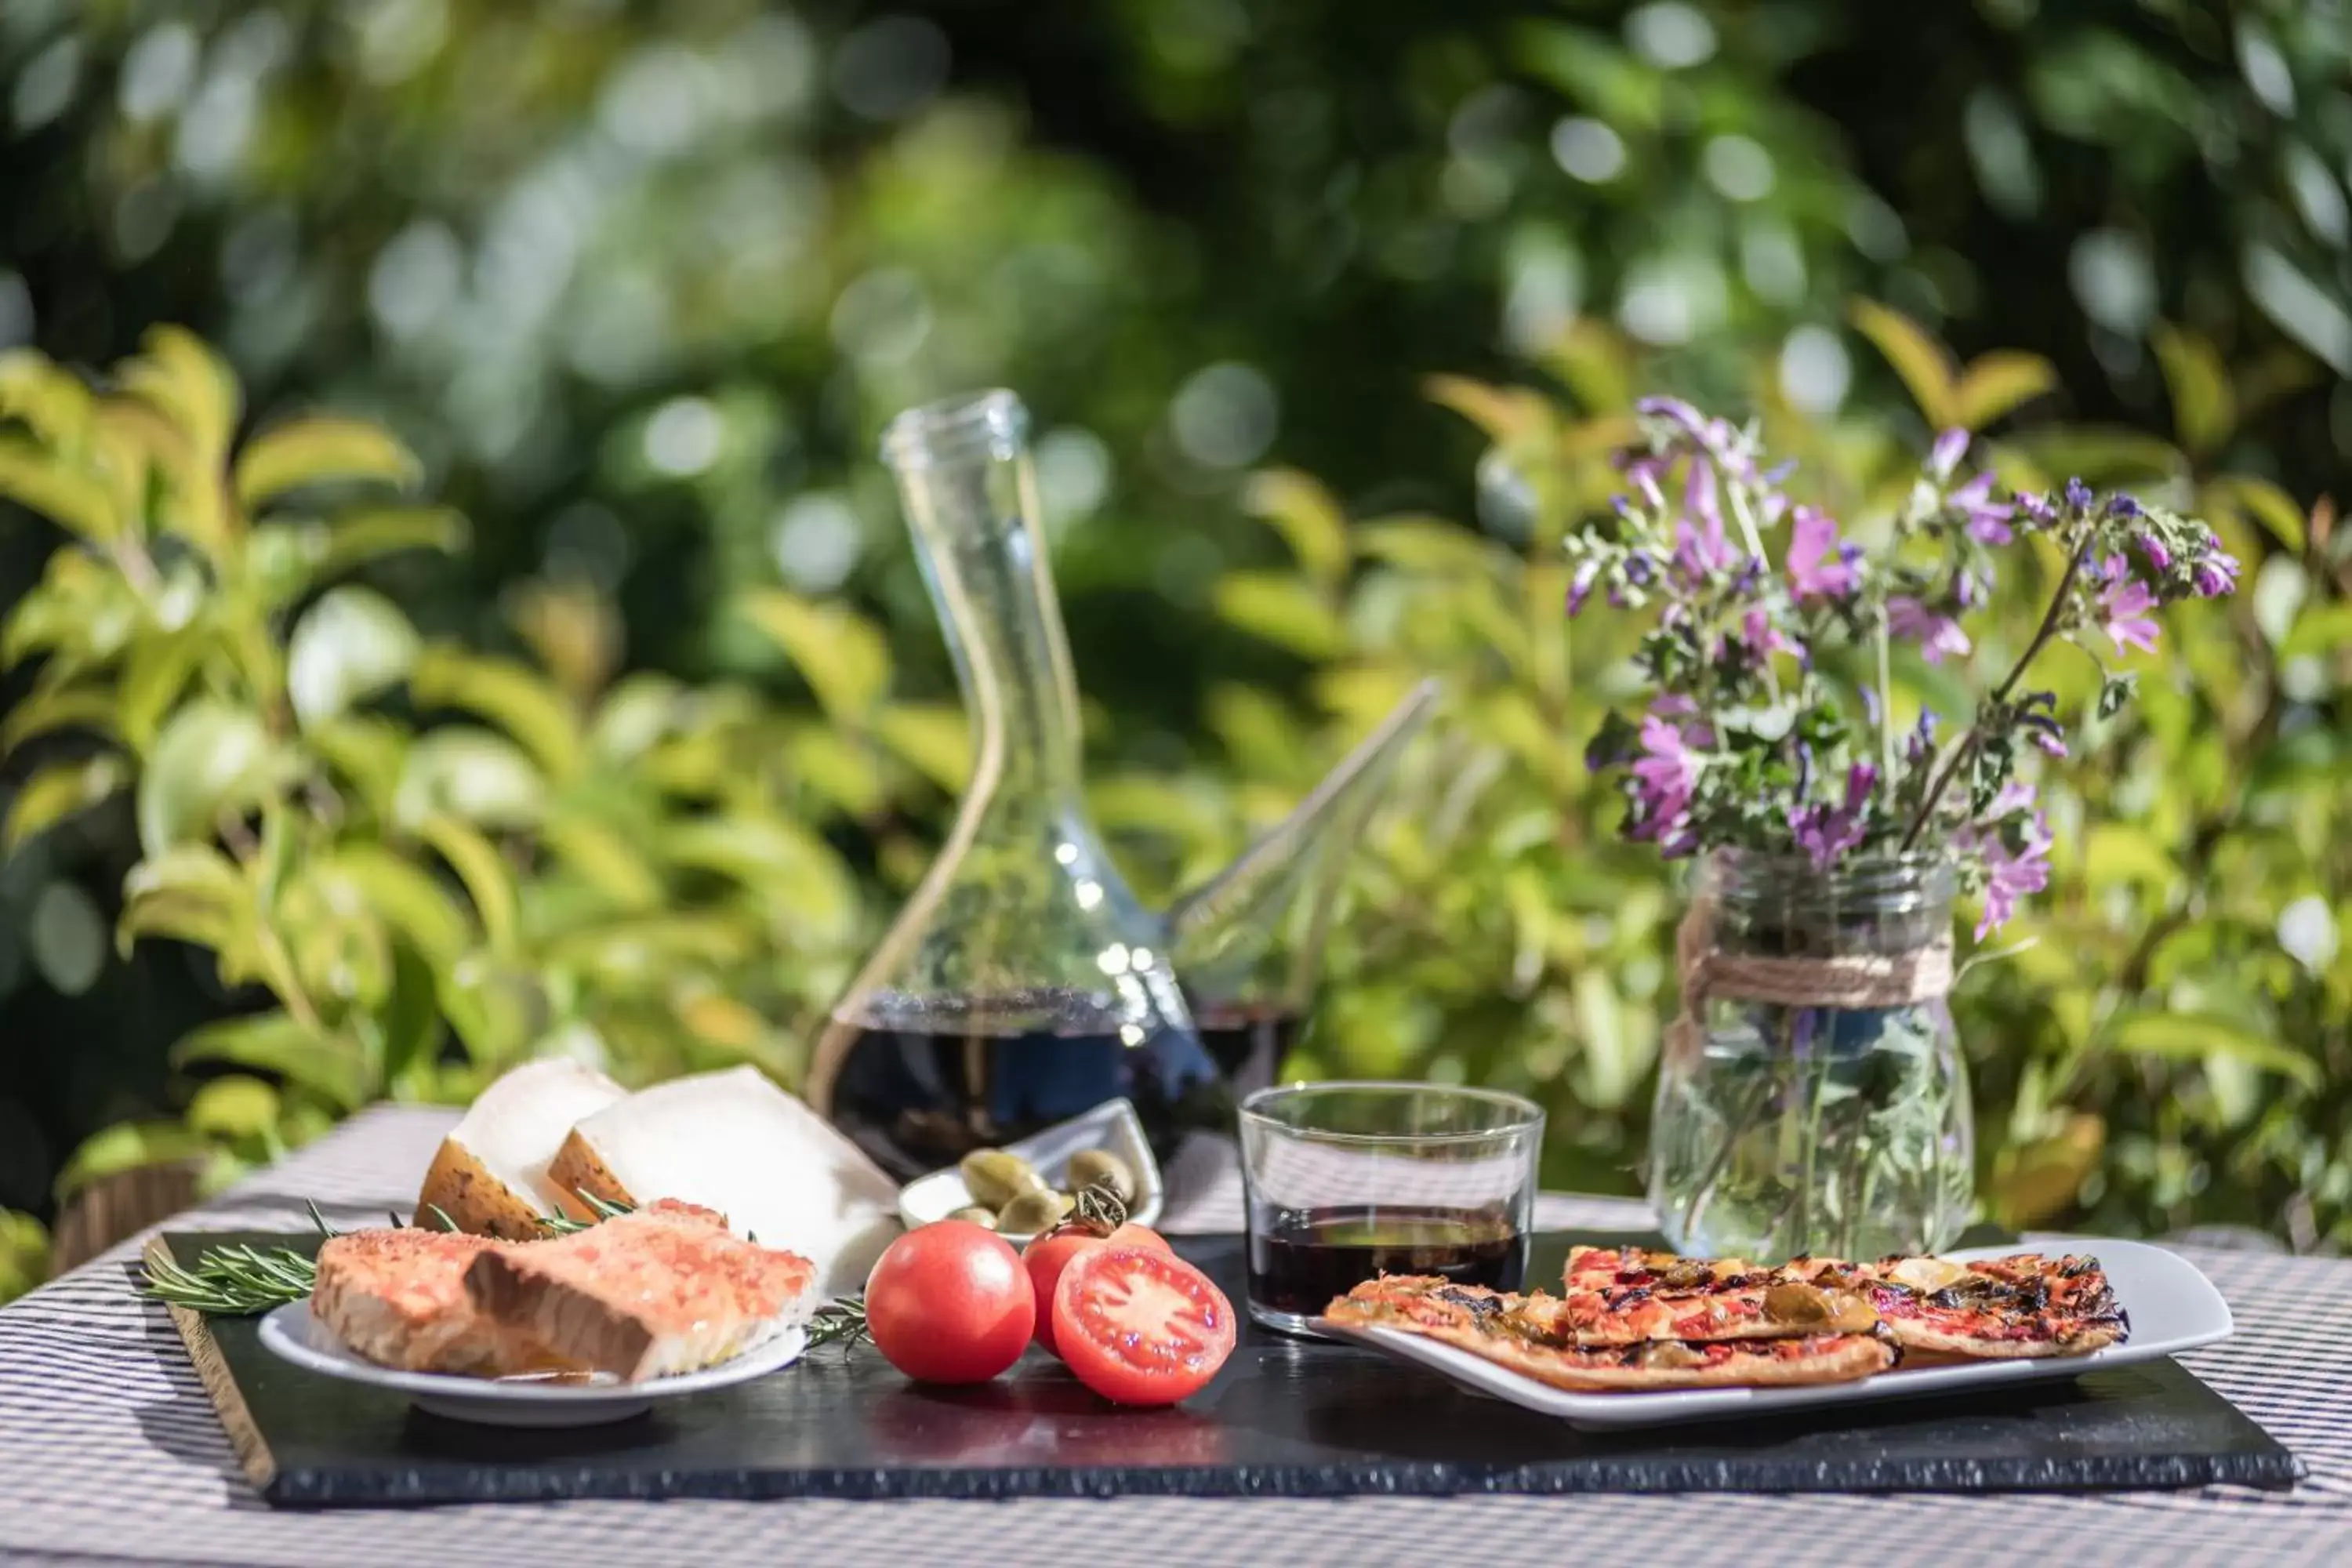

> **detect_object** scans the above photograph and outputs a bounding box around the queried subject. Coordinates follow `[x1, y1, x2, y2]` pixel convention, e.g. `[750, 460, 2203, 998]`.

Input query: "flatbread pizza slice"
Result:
[1565, 1245, 2126, 1359]
[1537, 1246, 1879, 1345]
[1326, 1276, 1896, 1392]
[1813, 1251, 2129, 1359]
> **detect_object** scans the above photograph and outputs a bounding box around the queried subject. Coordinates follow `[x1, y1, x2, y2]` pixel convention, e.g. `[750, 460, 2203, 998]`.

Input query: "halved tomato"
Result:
[1051, 1243, 1236, 1406]
[1022, 1222, 1169, 1357]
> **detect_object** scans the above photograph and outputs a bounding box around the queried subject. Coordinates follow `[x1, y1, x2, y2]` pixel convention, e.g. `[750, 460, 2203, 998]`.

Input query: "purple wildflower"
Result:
[1973, 815, 2053, 938]
[1627, 713, 1704, 854]
[1950, 473, 2014, 544]
[1788, 761, 1877, 869]
[1902, 710, 1939, 767]
[2191, 539, 2241, 598]
[2096, 557, 2160, 655]
[1742, 605, 1794, 661]
[2064, 477, 2093, 512]
[1566, 560, 1600, 618]
[2136, 533, 2172, 574]
[2107, 495, 2142, 521]
[1673, 511, 1737, 586]
[1625, 549, 1656, 586]
[2016, 492, 2057, 528]
[1787, 506, 1860, 600]
[1928, 428, 1969, 482]
[1986, 779, 2035, 820]
[1635, 395, 1707, 435]
[1887, 596, 1973, 664]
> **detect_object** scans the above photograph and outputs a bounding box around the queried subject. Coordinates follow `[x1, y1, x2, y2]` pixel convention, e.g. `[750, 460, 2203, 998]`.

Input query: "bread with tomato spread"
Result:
[462, 1199, 818, 1381]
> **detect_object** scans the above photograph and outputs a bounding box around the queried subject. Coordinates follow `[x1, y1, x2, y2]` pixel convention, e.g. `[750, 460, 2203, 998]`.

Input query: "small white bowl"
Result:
[257, 1302, 808, 1428]
[897, 1098, 1164, 1244]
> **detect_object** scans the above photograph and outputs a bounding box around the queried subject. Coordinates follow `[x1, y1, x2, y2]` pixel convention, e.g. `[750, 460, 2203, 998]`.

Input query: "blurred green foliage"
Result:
[1, 2, 2347, 1298]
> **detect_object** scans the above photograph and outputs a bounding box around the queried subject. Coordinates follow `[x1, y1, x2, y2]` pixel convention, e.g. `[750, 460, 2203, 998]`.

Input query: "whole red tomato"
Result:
[865, 1221, 1035, 1384]
[1051, 1243, 1236, 1406]
[1022, 1222, 1170, 1357]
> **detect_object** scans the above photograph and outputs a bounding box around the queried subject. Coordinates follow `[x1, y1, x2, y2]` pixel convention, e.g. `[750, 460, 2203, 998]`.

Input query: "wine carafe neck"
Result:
[883, 391, 1083, 797]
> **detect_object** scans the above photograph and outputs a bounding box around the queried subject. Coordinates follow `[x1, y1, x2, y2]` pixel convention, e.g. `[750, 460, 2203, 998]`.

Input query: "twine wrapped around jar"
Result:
[1663, 891, 1955, 1070]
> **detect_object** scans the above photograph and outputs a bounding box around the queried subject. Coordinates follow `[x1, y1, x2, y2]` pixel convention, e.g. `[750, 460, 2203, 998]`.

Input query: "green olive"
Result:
[1066, 1149, 1137, 1204]
[959, 1149, 1045, 1209]
[994, 1189, 1075, 1236]
[943, 1206, 999, 1229]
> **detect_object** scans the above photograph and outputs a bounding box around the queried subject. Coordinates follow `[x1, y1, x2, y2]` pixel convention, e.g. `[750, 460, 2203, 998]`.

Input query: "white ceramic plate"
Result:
[897, 1097, 1164, 1243]
[1313, 1239, 2230, 1431]
[257, 1302, 808, 1428]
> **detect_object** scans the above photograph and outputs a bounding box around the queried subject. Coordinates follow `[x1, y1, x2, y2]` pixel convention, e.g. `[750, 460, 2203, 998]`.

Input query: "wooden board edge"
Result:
[146, 1233, 279, 1496]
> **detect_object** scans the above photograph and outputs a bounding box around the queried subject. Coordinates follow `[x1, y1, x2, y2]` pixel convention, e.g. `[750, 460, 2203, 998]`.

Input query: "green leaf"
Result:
[4, 755, 130, 851]
[2102, 1010, 2321, 1090]
[416, 813, 520, 954]
[1354, 517, 1509, 577]
[1243, 469, 1351, 586]
[1422, 374, 1551, 446]
[1953, 351, 2057, 430]
[0, 433, 118, 540]
[0, 684, 117, 755]
[233, 416, 420, 509]
[0, 347, 96, 447]
[2279, 602, 2352, 662]
[1213, 572, 1348, 659]
[187, 1075, 282, 1140]
[1848, 299, 1958, 427]
[410, 647, 583, 779]
[136, 700, 282, 856]
[665, 815, 855, 932]
[307, 714, 408, 818]
[120, 325, 238, 466]
[307, 844, 473, 961]
[2008, 426, 2186, 486]
[118, 844, 256, 965]
[2151, 325, 2235, 458]
[2209, 474, 2307, 554]
[287, 586, 419, 729]
[393, 728, 545, 831]
[115, 631, 205, 753]
[2081, 824, 2176, 891]
[737, 590, 891, 720]
[54, 1120, 209, 1201]
[540, 813, 666, 911]
[2096, 672, 2137, 720]
[872, 702, 971, 793]
[173, 1013, 374, 1111]
[437, 961, 540, 1069]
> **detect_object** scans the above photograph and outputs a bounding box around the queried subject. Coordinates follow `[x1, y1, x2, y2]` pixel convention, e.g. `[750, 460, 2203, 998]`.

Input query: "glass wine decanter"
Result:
[805, 390, 1436, 1178]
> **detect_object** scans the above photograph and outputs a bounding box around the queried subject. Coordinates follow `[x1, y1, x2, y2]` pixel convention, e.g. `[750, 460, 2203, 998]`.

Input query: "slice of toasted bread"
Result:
[463, 1200, 818, 1381]
[416, 1058, 626, 1240]
[311, 1228, 520, 1374]
[545, 1065, 900, 1296]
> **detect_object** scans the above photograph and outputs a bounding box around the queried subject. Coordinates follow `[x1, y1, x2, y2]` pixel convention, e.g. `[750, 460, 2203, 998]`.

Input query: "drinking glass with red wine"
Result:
[1236, 1083, 1544, 1335]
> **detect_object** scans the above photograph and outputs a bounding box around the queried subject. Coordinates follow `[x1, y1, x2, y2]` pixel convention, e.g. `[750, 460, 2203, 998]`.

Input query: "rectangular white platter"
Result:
[1313, 1239, 2232, 1431]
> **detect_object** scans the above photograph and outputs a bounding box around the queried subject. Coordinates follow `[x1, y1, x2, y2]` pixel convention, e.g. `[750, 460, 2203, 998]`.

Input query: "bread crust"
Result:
[543, 1127, 635, 1223]
[414, 1137, 551, 1242]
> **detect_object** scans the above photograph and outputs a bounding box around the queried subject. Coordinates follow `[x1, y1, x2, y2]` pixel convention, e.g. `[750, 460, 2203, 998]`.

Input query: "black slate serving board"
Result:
[154, 1229, 2299, 1508]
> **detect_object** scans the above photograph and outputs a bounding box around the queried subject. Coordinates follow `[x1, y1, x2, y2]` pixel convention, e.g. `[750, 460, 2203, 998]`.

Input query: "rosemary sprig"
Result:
[537, 1191, 634, 1235]
[140, 1203, 343, 1316]
[805, 1295, 869, 1351]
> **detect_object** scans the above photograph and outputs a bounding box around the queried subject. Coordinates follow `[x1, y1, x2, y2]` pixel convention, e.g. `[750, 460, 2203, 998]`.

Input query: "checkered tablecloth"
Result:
[2, 1105, 2347, 1567]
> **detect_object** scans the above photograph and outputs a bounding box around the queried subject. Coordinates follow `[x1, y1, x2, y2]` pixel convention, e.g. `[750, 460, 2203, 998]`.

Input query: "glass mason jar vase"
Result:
[1648, 851, 1973, 1262]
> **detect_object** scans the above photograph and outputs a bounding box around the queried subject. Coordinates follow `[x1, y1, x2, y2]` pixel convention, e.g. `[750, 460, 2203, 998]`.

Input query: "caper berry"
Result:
[1065, 1149, 1137, 1204]
[943, 1206, 999, 1229]
[960, 1149, 1045, 1209]
[994, 1189, 1075, 1236]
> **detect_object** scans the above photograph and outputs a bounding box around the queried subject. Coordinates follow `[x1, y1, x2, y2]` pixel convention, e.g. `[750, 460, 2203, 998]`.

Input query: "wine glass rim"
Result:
[1238, 1080, 1544, 1142]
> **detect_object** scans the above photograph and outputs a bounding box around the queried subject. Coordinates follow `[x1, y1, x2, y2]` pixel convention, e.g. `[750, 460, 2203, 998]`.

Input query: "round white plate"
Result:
[256, 1301, 808, 1428]
[1315, 1238, 2232, 1430]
